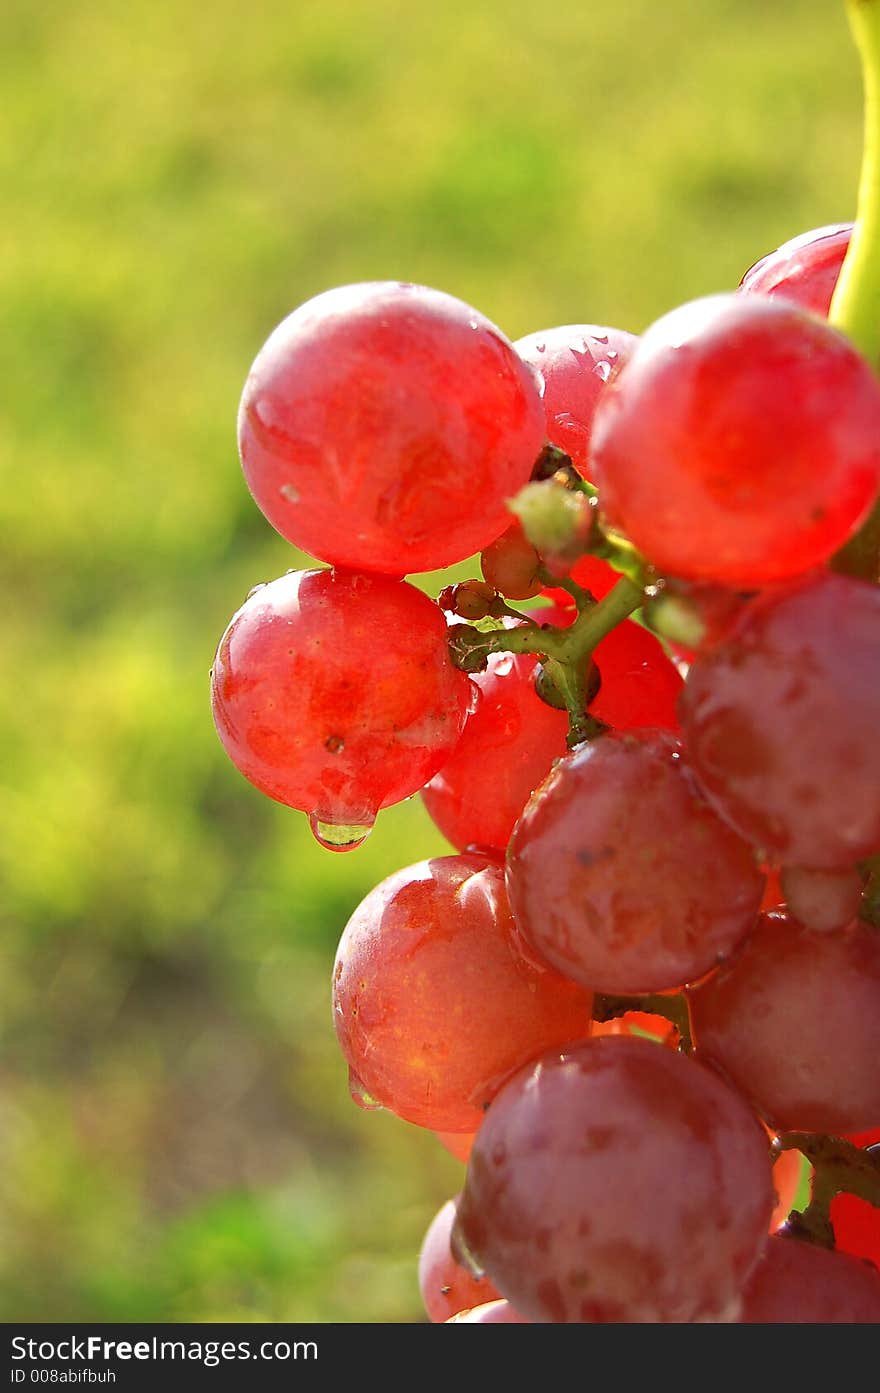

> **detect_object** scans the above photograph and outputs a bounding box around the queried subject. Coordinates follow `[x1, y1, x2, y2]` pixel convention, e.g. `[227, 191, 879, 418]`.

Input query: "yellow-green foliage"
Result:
[0, 0, 859, 1319]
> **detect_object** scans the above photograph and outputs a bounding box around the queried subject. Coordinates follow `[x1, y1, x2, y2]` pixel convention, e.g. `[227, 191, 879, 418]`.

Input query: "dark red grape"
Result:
[680, 572, 880, 870]
[332, 854, 593, 1131]
[239, 282, 545, 574]
[211, 569, 471, 846]
[689, 910, 880, 1134]
[739, 1233, 880, 1322]
[454, 1037, 774, 1323]
[506, 731, 764, 994]
[590, 295, 880, 585]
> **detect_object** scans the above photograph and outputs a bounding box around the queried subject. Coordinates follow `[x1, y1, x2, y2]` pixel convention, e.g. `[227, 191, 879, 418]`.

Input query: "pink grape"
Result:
[680, 572, 880, 869]
[689, 910, 880, 1134]
[506, 731, 764, 994]
[453, 1037, 774, 1323]
[332, 854, 593, 1131]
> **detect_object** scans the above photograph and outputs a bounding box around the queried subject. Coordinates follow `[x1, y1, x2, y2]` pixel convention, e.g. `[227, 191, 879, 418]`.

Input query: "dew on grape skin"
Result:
[308, 813, 374, 852]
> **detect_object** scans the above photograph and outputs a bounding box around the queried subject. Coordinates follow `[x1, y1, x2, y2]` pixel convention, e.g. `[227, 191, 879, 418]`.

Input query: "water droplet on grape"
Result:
[348, 1068, 383, 1111]
[592, 361, 612, 382]
[280, 483, 300, 503]
[308, 813, 374, 852]
[247, 582, 267, 598]
[324, 734, 345, 753]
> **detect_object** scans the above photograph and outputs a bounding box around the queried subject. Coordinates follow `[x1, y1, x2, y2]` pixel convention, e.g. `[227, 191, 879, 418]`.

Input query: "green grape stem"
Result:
[830, 0, 880, 580]
[449, 575, 643, 741]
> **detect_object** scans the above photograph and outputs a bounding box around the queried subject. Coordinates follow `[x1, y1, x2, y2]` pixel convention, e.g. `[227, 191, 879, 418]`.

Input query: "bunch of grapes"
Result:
[211, 21, 880, 1319]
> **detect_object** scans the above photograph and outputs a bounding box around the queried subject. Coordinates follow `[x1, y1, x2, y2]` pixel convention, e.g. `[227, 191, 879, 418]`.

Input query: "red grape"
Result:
[739, 1234, 880, 1322]
[506, 731, 764, 994]
[421, 648, 568, 854]
[739, 223, 852, 317]
[238, 282, 545, 574]
[332, 854, 593, 1132]
[590, 295, 880, 585]
[419, 1199, 502, 1322]
[515, 324, 637, 480]
[689, 910, 880, 1134]
[680, 572, 880, 869]
[211, 568, 471, 846]
[446, 1301, 528, 1323]
[453, 1037, 774, 1323]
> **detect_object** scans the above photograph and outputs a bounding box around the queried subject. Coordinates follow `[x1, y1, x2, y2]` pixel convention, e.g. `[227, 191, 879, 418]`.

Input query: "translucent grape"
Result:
[515, 324, 637, 479]
[211, 569, 471, 836]
[590, 295, 880, 585]
[238, 282, 545, 574]
[780, 864, 866, 934]
[332, 854, 593, 1132]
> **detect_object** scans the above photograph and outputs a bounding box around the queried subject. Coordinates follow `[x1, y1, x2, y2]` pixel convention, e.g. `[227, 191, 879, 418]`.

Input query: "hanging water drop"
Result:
[308, 812, 374, 852]
[348, 1068, 384, 1111]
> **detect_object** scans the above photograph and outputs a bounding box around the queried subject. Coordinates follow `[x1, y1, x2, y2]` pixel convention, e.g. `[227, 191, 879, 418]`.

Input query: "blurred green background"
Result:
[0, 0, 861, 1321]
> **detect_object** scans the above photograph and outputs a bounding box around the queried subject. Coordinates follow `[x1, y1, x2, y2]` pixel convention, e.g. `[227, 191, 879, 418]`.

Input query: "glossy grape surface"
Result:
[211, 569, 471, 835]
[590, 295, 880, 585]
[689, 911, 880, 1134]
[239, 282, 545, 573]
[680, 573, 880, 869]
[515, 324, 637, 479]
[454, 1037, 773, 1323]
[332, 855, 593, 1132]
[507, 731, 764, 994]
